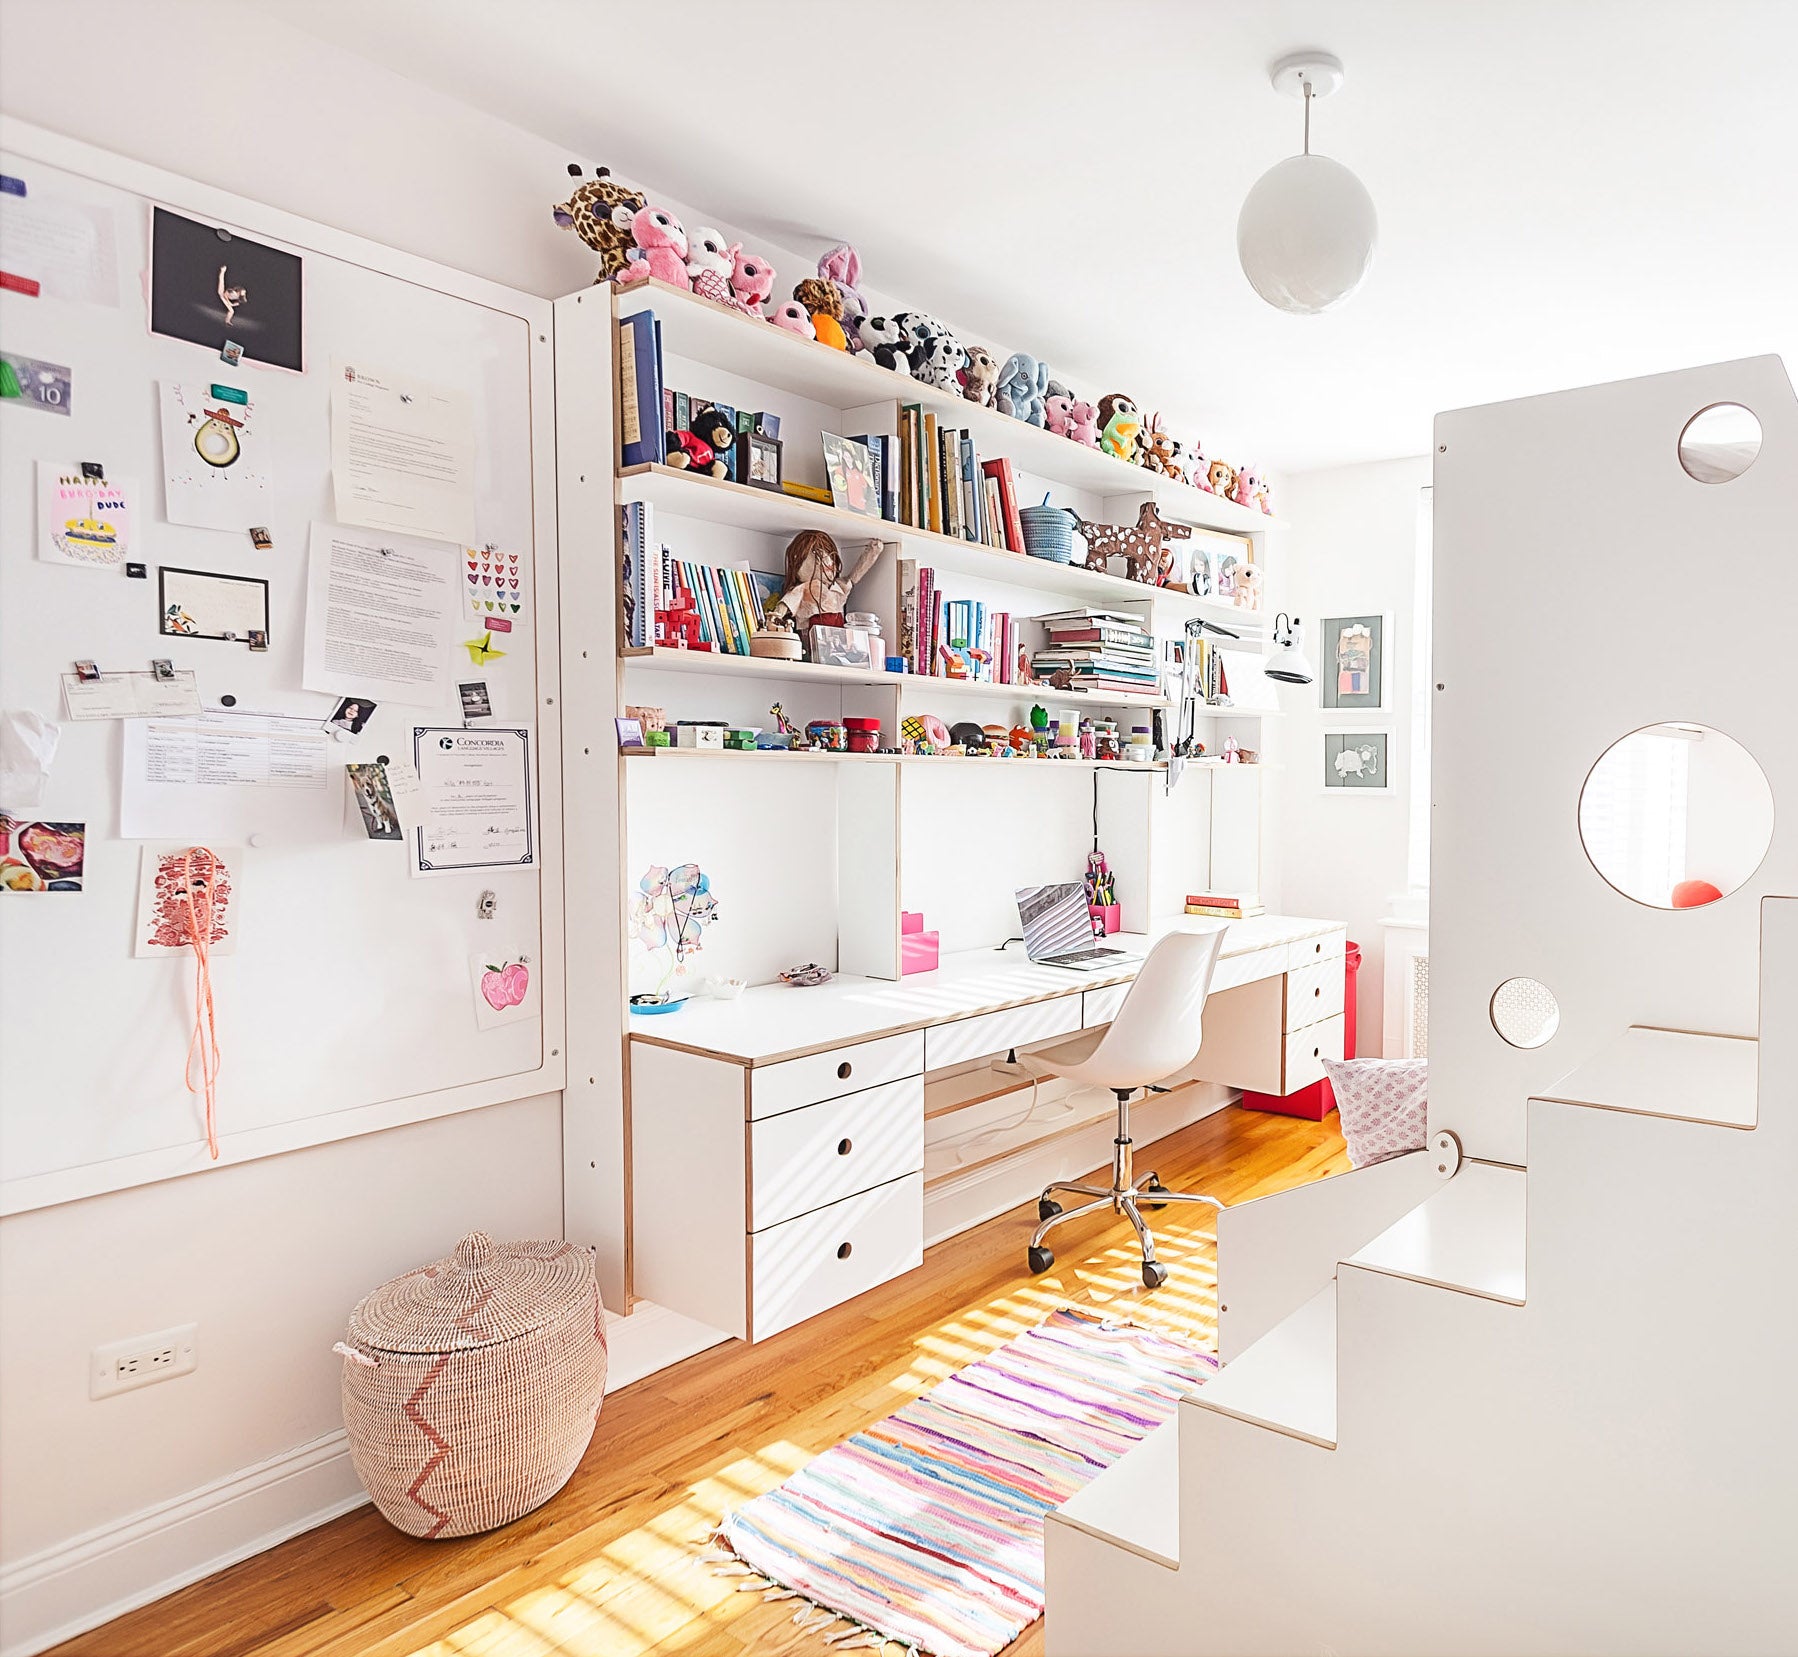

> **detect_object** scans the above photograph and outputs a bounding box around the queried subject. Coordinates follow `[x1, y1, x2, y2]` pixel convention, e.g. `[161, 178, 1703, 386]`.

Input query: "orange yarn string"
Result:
[181, 847, 223, 1160]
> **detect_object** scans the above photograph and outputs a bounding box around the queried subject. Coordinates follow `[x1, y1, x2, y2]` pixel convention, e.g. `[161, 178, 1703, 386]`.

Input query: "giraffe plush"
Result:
[552, 164, 647, 284]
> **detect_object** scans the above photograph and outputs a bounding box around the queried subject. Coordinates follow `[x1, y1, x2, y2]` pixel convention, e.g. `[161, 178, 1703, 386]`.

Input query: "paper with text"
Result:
[121, 714, 339, 841]
[330, 358, 477, 544]
[303, 523, 456, 708]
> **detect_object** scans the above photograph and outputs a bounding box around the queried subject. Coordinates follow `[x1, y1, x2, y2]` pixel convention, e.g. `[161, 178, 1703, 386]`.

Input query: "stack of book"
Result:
[618, 500, 781, 653]
[897, 405, 1026, 551]
[1184, 892, 1266, 919]
[1031, 610, 1159, 697]
[896, 559, 1023, 682]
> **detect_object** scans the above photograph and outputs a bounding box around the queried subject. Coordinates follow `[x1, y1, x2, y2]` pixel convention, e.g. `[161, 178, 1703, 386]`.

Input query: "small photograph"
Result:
[151, 658, 175, 681]
[346, 762, 403, 841]
[1323, 730, 1393, 793]
[0, 815, 86, 892]
[249, 526, 273, 551]
[738, 430, 783, 492]
[821, 432, 881, 518]
[326, 695, 376, 736]
[149, 207, 303, 372]
[246, 628, 268, 652]
[73, 658, 100, 682]
[458, 681, 493, 721]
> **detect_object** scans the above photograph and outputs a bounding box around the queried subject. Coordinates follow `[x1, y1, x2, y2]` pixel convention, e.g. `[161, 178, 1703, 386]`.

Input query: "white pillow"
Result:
[1323, 1056, 1428, 1168]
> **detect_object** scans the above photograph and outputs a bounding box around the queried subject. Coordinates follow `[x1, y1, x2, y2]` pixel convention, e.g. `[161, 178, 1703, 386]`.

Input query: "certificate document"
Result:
[331, 358, 477, 544]
[411, 726, 534, 876]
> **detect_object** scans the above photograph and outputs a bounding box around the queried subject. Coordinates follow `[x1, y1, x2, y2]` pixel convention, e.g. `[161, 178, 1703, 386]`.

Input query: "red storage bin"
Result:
[1241, 941, 1360, 1120]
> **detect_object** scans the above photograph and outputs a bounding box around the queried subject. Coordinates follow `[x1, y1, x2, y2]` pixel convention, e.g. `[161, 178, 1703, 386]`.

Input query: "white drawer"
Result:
[751, 1030, 924, 1120]
[750, 1172, 923, 1342]
[1285, 958, 1345, 1032]
[1286, 929, 1347, 972]
[1284, 1014, 1345, 1093]
[1211, 945, 1286, 995]
[924, 996, 1082, 1070]
[750, 1077, 923, 1231]
[1083, 982, 1130, 1028]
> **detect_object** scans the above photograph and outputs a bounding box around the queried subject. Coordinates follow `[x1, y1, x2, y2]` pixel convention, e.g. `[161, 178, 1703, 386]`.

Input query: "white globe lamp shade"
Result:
[1238, 153, 1377, 315]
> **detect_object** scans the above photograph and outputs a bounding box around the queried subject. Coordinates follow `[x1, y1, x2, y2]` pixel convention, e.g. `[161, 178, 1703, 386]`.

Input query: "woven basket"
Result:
[1019, 502, 1083, 564]
[336, 1232, 606, 1538]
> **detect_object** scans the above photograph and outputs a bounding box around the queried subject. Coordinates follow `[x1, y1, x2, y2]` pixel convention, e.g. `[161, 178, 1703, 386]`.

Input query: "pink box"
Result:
[901, 928, 940, 975]
[901, 910, 925, 935]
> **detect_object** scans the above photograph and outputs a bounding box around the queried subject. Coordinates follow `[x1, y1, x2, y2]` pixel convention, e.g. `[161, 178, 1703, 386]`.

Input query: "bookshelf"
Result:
[620, 746, 1174, 772]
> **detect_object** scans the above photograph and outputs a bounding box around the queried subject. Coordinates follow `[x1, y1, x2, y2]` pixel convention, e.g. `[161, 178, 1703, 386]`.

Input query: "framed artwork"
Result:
[1322, 729, 1393, 794]
[158, 565, 270, 643]
[737, 431, 782, 491]
[821, 433, 881, 518]
[1321, 613, 1386, 710]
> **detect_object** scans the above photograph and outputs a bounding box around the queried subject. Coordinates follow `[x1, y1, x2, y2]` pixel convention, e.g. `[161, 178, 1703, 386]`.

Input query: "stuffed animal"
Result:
[914, 333, 967, 391]
[1143, 414, 1186, 482]
[1235, 565, 1265, 610]
[666, 405, 735, 478]
[1189, 441, 1212, 490]
[960, 345, 1001, 406]
[818, 245, 869, 345]
[855, 314, 912, 375]
[793, 278, 848, 349]
[1045, 393, 1075, 437]
[729, 246, 776, 316]
[769, 301, 816, 339]
[686, 227, 735, 307]
[1097, 394, 1145, 463]
[1063, 397, 1100, 447]
[1230, 465, 1256, 508]
[1073, 502, 1192, 585]
[1206, 457, 1239, 500]
[614, 205, 691, 289]
[995, 352, 1050, 425]
[552, 163, 647, 284]
[1252, 472, 1273, 515]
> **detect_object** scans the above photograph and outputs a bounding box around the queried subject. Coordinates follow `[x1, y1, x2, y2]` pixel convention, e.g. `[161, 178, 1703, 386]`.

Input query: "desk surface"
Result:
[629, 915, 1343, 1066]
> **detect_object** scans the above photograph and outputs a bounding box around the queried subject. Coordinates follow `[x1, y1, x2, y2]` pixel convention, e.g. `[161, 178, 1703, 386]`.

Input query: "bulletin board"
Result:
[0, 120, 565, 1212]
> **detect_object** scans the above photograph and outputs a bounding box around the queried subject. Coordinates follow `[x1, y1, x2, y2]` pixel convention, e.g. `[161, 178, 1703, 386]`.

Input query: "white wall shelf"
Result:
[612, 277, 1283, 536]
[620, 745, 1170, 772]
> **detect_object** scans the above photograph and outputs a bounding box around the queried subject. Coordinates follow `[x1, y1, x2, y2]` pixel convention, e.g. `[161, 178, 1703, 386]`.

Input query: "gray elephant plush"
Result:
[995, 352, 1051, 426]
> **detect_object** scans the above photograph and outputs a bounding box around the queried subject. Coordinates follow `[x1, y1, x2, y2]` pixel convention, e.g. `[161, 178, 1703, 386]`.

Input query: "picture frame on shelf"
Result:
[1322, 729, 1393, 794]
[737, 430, 782, 491]
[1320, 613, 1387, 710]
[614, 715, 647, 750]
[820, 433, 882, 518]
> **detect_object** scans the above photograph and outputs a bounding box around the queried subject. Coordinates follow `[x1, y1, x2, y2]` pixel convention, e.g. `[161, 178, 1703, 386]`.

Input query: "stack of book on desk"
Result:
[1185, 891, 1265, 919]
[1030, 610, 1158, 696]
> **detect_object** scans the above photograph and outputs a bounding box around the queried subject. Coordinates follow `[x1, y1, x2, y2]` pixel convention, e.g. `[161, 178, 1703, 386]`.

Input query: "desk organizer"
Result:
[901, 909, 940, 975]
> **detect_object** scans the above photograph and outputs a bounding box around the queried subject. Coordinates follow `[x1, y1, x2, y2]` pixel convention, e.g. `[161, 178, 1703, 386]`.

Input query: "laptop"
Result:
[1016, 882, 1136, 972]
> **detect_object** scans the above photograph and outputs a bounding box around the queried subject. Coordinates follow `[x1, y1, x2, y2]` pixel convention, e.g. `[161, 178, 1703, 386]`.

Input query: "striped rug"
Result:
[714, 1308, 1217, 1656]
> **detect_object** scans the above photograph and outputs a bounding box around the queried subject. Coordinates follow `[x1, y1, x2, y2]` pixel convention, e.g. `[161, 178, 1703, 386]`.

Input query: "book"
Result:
[619, 500, 651, 649]
[782, 481, 832, 504]
[922, 411, 941, 533]
[980, 457, 1025, 553]
[1185, 904, 1266, 919]
[615, 311, 665, 468]
[898, 408, 917, 526]
[898, 558, 919, 673]
[1186, 894, 1258, 910]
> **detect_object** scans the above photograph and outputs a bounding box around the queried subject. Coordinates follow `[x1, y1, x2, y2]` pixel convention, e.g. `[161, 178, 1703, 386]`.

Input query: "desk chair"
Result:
[1025, 927, 1227, 1289]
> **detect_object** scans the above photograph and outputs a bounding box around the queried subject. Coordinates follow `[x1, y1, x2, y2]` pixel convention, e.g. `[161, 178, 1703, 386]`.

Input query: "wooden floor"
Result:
[56, 1104, 1348, 1657]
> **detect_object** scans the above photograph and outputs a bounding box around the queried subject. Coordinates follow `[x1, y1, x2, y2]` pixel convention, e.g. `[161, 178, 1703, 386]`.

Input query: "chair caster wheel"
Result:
[1037, 1197, 1062, 1222]
[1028, 1245, 1055, 1274]
[1141, 1180, 1168, 1211]
[1142, 1261, 1169, 1290]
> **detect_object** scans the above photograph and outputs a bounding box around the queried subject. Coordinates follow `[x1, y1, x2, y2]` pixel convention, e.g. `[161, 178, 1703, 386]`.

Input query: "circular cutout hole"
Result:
[836, 1242, 853, 1260]
[836, 1061, 852, 1080]
[1579, 723, 1773, 909]
[836, 1137, 853, 1156]
[1678, 402, 1761, 484]
[1491, 978, 1560, 1049]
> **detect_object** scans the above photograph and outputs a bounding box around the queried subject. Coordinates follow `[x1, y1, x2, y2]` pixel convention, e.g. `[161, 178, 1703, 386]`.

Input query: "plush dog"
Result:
[960, 345, 1000, 406]
[614, 205, 690, 289]
[686, 227, 736, 307]
[913, 333, 967, 390]
[1207, 457, 1239, 499]
[855, 314, 912, 374]
[768, 301, 816, 339]
[552, 163, 647, 283]
[793, 278, 848, 349]
[1097, 394, 1145, 463]
[995, 352, 1050, 425]
[729, 246, 776, 316]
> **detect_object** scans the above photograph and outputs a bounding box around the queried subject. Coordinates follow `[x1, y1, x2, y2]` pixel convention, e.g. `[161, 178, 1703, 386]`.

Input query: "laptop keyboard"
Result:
[1044, 947, 1124, 965]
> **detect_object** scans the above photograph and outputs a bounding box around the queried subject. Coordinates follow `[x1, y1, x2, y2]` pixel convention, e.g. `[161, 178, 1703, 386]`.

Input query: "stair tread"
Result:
[1346, 1162, 1526, 1304]
[1187, 1282, 1336, 1448]
[1052, 1418, 1178, 1568]
[1534, 1026, 1757, 1129]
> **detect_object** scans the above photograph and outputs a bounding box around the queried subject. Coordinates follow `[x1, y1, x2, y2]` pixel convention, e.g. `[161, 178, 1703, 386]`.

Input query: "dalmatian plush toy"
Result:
[913, 331, 968, 391]
[855, 314, 913, 375]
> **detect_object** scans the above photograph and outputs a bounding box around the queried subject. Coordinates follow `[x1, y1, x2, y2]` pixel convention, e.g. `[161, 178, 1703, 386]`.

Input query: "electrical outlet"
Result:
[91, 1323, 197, 1399]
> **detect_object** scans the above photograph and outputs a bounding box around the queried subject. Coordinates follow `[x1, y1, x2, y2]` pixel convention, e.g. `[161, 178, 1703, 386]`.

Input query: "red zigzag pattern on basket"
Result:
[403, 1355, 454, 1538]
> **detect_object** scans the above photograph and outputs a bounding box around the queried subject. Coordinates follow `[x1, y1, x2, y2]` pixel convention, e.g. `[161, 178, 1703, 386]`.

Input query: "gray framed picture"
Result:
[1320, 613, 1385, 710]
[1322, 729, 1392, 793]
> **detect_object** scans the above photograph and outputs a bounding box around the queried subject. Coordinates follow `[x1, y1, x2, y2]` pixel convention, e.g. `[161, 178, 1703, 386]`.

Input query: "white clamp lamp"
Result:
[1263, 612, 1315, 685]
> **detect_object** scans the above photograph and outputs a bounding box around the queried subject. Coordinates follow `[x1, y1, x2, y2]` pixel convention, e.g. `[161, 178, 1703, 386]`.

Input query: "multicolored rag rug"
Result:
[713, 1308, 1218, 1657]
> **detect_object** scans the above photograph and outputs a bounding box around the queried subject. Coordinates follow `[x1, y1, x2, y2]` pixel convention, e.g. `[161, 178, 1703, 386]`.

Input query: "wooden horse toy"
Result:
[1073, 502, 1193, 587]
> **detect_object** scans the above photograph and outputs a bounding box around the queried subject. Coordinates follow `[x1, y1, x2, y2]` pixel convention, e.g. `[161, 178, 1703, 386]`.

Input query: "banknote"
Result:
[0, 350, 72, 415]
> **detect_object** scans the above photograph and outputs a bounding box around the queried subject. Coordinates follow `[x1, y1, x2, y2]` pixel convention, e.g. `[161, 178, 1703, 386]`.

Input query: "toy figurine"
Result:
[939, 640, 990, 679]
[1097, 394, 1145, 463]
[1206, 457, 1239, 499]
[818, 244, 869, 344]
[960, 345, 1001, 406]
[728, 246, 776, 317]
[666, 405, 735, 478]
[613, 204, 691, 289]
[768, 300, 815, 339]
[686, 227, 736, 307]
[995, 352, 1050, 425]
[792, 278, 849, 349]
[552, 163, 647, 284]
[1072, 502, 1192, 585]
[768, 530, 882, 642]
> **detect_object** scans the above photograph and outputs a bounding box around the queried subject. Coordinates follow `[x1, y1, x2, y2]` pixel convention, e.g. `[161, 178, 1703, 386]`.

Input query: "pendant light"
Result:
[1237, 53, 1377, 315]
[1263, 613, 1315, 684]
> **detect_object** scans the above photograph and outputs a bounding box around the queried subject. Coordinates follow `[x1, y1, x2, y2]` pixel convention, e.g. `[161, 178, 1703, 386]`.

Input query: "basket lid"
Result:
[346, 1232, 595, 1354]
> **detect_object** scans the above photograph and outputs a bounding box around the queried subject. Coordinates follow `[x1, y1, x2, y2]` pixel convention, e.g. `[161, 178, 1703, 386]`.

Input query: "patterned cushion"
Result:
[1323, 1056, 1428, 1168]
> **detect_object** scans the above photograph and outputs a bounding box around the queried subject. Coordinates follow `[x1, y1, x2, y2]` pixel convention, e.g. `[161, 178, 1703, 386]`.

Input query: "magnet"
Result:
[125, 562, 147, 579]
[219, 340, 244, 366]
[74, 659, 101, 682]
[150, 658, 175, 681]
[219, 694, 237, 707]
[210, 383, 249, 405]
[215, 226, 232, 243]
[0, 175, 25, 197]
[248, 526, 272, 551]
[0, 271, 40, 297]
[476, 890, 498, 920]
[80, 461, 104, 480]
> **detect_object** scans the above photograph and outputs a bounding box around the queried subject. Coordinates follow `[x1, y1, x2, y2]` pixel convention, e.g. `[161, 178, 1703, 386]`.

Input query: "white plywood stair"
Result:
[1533, 1025, 1759, 1129]
[1050, 1419, 1180, 1570]
[1185, 1282, 1337, 1449]
[1345, 1160, 1526, 1304]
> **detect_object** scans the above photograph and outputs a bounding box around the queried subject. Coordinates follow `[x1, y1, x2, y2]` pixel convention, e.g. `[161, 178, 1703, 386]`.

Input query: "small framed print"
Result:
[249, 526, 273, 551]
[615, 715, 646, 749]
[246, 628, 268, 652]
[158, 565, 270, 643]
[1321, 613, 1387, 710]
[1322, 729, 1393, 794]
[738, 430, 782, 491]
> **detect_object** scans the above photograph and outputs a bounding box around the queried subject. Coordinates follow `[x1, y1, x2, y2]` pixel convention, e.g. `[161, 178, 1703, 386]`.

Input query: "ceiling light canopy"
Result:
[1237, 52, 1377, 316]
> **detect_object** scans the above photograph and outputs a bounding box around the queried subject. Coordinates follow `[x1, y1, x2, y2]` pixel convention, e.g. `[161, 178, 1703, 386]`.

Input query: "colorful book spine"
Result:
[616, 311, 665, 468]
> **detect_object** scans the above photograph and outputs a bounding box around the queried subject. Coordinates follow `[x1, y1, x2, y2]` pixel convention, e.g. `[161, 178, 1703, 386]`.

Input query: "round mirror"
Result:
[1579, 723, 1773, 909]
[1678, 403, 1761, 484]
[1491, 978, 1560, 1049]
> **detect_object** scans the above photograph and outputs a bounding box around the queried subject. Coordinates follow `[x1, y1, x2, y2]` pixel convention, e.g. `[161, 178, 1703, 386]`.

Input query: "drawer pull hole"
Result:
[836, 1242, 853, 1260]
[837, 1137, 853, 1156]
[1313, 1046, 1321, 1058]
[837, 1061, 852, 1080]
[1314, 986, 1322, 997]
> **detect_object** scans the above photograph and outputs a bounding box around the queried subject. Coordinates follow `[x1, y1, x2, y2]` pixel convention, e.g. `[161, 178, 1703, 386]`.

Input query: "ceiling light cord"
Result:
[1303, 80, 1312, 154]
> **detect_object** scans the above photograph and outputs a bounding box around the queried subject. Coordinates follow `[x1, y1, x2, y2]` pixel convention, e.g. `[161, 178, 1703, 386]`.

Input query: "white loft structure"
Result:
[1044, 355, 1797, 1654]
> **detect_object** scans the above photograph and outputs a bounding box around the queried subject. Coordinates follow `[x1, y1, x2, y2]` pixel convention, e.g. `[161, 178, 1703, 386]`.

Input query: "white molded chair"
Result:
[1025, 927, 1227, 1288]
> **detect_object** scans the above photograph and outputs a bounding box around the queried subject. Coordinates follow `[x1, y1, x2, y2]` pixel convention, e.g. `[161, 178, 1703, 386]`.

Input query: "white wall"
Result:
[1273, 457, 1432, 1055]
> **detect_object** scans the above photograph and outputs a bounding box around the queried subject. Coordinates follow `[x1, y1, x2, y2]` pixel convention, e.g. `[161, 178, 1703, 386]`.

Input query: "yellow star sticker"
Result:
[462, 632, 506, 666]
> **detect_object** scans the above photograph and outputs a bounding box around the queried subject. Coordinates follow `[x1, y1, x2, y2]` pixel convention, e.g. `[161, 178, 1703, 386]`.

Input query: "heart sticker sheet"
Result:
[464, 542, 525, 634]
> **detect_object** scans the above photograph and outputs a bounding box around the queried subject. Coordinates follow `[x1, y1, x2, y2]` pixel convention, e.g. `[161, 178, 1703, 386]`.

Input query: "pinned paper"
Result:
[0, 186, 119, 305]
[61, 669, 201, 721]
[159, 380, 269, 529]
[0, 710, 60, 811]
[470, 950, 538, 1030]
[0, 815, 85, 893]
[134, 843, 241, 956]
[38, 462, 134, 568]
[464, 543, 526, 628]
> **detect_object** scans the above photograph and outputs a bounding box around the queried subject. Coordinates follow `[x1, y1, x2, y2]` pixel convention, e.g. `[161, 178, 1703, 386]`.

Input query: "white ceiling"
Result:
[279, 0, 1797, 474]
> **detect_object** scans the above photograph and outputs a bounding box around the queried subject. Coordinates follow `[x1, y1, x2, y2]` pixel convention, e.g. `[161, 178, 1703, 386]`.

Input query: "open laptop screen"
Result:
[1017, 882, 1098, 961]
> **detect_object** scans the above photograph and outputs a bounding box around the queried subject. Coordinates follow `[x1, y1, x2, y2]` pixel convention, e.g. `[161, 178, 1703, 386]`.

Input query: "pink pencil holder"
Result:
[1089, 904, 1121, 935]
[901, 928, 939, 975]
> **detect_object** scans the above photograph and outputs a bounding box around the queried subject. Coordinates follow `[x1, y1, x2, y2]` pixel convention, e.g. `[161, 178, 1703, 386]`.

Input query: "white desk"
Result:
[630, 916, 1346, 1342]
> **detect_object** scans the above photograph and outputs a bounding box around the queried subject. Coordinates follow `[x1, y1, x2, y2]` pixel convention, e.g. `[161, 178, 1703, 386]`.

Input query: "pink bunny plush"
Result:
[729, 246, 777, 317]
[614, 205, 690, 289]
[768, 300, 816, 339]
[686, 226, 735, 307]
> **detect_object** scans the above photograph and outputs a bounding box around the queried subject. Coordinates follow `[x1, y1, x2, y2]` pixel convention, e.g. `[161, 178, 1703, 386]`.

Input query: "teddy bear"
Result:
[729, 246, 776, 317]
[552, 163, 648, 284]
[666, 405, 735, 478]
[793, 278, 848, 349]
[1096, 394, 1145, 463]
[1206, 457, 1239, 499]
[685, 227, 736, 307]
[855, 314, 912, 375]
[913, 333, 967, 391]
[769, 301, 815, 339]
[995, 352, 1050, 425]
[960, 345, 1000, 406]
[614, 205, 691, 290]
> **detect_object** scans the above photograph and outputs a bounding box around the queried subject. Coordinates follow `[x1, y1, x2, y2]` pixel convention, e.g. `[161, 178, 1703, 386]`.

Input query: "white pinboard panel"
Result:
[1431, 357, 1797, 1164]
[0, 122, 565, 1210]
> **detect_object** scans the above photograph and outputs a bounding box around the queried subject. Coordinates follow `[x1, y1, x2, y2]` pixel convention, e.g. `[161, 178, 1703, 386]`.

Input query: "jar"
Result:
[806, 720, 847, 752]
[1095, 720, 1120, 760]
[844, 717, 881, 754]
[1128, 724, 1155, 763]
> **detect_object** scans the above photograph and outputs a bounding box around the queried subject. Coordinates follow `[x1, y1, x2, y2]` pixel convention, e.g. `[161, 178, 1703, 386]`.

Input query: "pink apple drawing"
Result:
[480, 959, 530, 1011]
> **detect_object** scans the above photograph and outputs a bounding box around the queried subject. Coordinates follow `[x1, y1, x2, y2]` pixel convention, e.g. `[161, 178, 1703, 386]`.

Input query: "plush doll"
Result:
[1252, 472, 1273, 515]
[1207, 457, 1239, 499]
[1143, 414, 1186, 483]
[995, 352, 1050, 425]
[818, 244, 869, 346]
[893, 312, 948, 361]
[793, 278, 848, 349]
[665, 405, 735, 478]
[960, 345, 1000, 406]
[855, 314, 912, 374]
[614, 205, 691, 289]
[686, 227, 736, 307]
[552, 163, 648, 284]
[728, 246, 776, 317]
[1189, 441, 1213, 491]
[1097, 394, 1145, 463]
[914, 333, 968, 391]
[1064, 397, 1100, 447]
[769, 301, 816, 339]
